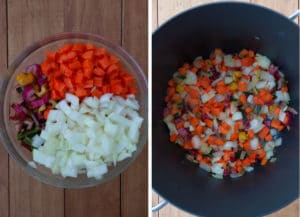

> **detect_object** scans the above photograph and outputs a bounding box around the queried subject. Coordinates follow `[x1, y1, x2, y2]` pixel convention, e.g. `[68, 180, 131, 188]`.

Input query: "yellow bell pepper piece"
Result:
[176, 84, 185, 93]
[233, 71, 242, 81]
[16, 72, 34, 86]
[229, 82, 238, 91]
[239, 132, 248, 143]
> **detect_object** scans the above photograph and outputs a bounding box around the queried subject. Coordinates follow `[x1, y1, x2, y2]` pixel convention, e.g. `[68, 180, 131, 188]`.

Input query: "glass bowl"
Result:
[0, 32, 148, 188]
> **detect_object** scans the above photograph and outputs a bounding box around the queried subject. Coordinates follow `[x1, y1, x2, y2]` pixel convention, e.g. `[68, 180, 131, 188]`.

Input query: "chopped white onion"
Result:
[33, 93, 143, 179]
[250, 138, 259, 150]
[232, 112, 243, 121]
[256, 54, 271, 69]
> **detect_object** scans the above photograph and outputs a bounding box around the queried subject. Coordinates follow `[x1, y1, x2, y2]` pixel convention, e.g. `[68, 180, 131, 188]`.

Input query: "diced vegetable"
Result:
[163, 48, 296, 178]
[32, 93, 143, 179]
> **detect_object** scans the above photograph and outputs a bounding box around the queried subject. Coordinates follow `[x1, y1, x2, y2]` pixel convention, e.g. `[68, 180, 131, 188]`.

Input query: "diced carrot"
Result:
[93, 77, 104, 87]
[265, 134, 273, 141]
[241, 57, 253, 67]
[190, 117, 199, 127]
[261, 158, 267, 166]
[281, 86, 288, 92]
[215, 138, 225, 146]
[220, 64, 228, 72]
[43, 108, 52, 119]
[245, 107, 252, 114]
[185, 86, 199, 98]
[178, 67, 187, 75]
[111, 84, 124, 95]
[170, 134, 178, 142]
[237, 166, 243, 173]
[82, 50, 94, 60]
[207, 136, 216, 145]
[190, 66, 198, 73]
[247, 129, 255, 139]
[238, 81, 248, 91]
[271, 120, 284, 131]
[86, 43, 96, 50]
[239, 49, 248, 57]
[58, 44, 72, 54]
[239, 94, 247, 104]
[41, 62, 52, 75]
[91, 88, 102, 98]
[204, 119, 213, 128]
[219, 122, 231, 135]
[64, 78, 73, 89]
[107, 64, 119, 74]
[274, 107, 281, 116]
[66, 51, 77, 60]
[248, 50, 255, 58]
[253, 96, 264, 105]
[110, 55, 120, 64]
[72, 43, 85, 53]
[69, 61, 82, 70]
[98, 57, 111, 69]
[214, 48, 223, 55]
[83, 80, 93, 88]
[168, 79, 175, 87]
[41, 43, 136, 101]
[95, 48, 107, 58]
[46, 51, 57, 61]
[195, 125, 203, 135]
[197, 77, 210, 89]
[258, 127, 270, 140]
[230, 132, 238, 141]
[74, 70, 84, 84]
[93, 67, 105, 76]
[243, 140, 251, 151]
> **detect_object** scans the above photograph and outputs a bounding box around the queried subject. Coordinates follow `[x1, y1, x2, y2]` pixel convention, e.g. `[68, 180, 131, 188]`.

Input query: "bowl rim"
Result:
[0, 32, 148, 189]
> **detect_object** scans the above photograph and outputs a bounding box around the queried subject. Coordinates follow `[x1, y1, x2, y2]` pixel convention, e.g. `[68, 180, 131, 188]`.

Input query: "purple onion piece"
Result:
[11, 103, 27, 120]
[22, 85, 35, 102]
[178, 128, 189, 137]
[37, 113, 44, 121]
[14, 123, 23, 132]
[201, 113, 209, 121]
[284, 112, 292, 126]
[277, 79, 284, 89]
[30, 113, 40, 127]
[26, 64, 42, 77]
[263, 119, 271, 127]
[21, 141, 32, 151]
[174, 118, 183, 124]
[223, 169, 230, 176]
[163, 107, 170, 118]
[212, 146, 220, 152]
[230, 156, 236, 162]
[269, 65, 281, 81]
[286, 107, 298, 115]
[29, 93, 49, 108]
[231, 168, 237, 174]
[37, 76, 47, 86]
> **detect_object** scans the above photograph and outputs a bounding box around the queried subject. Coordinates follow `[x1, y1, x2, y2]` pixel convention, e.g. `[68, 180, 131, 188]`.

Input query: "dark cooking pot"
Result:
[152, 2, 299, 217]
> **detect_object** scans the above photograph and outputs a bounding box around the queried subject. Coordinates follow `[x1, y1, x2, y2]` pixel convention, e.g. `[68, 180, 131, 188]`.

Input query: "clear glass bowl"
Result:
[0, 32, 148, 188]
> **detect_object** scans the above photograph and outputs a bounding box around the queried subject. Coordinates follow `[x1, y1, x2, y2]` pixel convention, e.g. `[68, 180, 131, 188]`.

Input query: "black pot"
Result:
[152, 2, 299, 217]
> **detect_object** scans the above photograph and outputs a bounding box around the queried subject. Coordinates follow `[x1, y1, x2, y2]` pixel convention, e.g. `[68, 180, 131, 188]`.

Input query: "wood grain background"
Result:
[152, 0, 299, 216]
[0, 0, 147, 217]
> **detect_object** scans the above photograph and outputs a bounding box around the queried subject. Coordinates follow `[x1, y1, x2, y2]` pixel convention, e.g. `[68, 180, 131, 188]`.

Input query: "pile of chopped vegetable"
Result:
[163, 48, 297, 179]
[10, 43, 143, 179]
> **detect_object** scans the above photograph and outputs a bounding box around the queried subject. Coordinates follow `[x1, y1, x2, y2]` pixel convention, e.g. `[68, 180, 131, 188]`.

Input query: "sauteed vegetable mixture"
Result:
[163, 49, 297, 178]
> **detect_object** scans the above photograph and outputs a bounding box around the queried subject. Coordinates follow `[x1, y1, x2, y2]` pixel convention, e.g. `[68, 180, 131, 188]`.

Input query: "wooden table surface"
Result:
[152, 0, 299, 216]
[0, 0, 148, 217]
